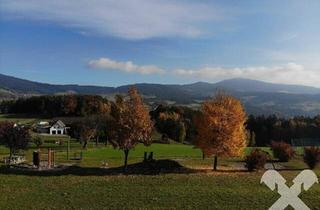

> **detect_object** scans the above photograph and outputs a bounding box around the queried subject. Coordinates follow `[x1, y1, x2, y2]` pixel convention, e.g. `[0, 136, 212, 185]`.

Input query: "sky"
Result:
[0, 0, 320, 87]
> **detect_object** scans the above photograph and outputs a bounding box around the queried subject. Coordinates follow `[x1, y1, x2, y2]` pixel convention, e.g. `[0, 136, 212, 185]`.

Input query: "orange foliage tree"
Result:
[195, 93, 247, 170]
[62, 95, 78, 115]
[110, 87, 153, 171]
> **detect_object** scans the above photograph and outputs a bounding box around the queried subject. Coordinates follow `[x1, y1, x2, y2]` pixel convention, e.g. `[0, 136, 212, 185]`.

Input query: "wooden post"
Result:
[67, 137, 70, 160]
[52, 150, 55, 167]
[48, 148, 51, 168]
[33, 151, 40, 168]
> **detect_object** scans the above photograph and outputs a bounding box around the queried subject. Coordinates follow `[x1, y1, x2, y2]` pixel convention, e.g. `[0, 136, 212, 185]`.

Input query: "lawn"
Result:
[0, 165, 319, 210]
[0, 142, 319, 210]
[0, 115, 319, 209]
[0, 114, 48, 125]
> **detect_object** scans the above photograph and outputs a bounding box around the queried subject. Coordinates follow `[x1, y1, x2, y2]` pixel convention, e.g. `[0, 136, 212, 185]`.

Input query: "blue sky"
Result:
[0, 0, 320, 87]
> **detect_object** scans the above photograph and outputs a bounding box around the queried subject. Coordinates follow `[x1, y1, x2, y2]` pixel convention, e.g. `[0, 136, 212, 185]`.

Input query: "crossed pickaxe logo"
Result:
[261, 170, 318, 210]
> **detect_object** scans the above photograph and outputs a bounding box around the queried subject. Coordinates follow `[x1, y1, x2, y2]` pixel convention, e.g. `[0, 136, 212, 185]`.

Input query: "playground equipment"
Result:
[3, 155, 26, 165]
[33, 148, 55, 169]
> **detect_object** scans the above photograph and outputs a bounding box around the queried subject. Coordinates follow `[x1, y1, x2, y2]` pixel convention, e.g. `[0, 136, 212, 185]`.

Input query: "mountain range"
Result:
[1, 73, 320, 117]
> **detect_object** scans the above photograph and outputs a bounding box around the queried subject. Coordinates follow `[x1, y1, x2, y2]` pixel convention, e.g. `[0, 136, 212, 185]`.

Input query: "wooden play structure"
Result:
[3, 155, 26, 165]
[33, 148, 55, 168]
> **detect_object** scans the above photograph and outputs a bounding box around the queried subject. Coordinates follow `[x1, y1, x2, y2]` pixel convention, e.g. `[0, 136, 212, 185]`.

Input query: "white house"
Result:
[49, 120, 67, 135]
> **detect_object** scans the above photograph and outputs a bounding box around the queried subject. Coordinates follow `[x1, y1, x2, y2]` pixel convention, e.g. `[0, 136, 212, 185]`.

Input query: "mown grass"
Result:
[0, 114, 319, 209]
[0, 114, 48, 125]
[0, 142, 319, 210]
[0, 169, 319, 210]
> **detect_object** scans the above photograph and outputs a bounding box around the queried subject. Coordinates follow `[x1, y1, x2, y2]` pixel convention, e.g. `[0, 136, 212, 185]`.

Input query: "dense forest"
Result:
[0, 95, 111, 117]
[246, 115, 320, 146]
[150, 105, 320, 146]
[1, 95, 319, 146]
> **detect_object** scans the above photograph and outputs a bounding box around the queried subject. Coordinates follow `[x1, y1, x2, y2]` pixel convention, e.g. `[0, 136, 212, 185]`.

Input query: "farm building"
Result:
[36, 120, 68, 135]
[49, 120, 68, 135]
[36, 121, 50, 133]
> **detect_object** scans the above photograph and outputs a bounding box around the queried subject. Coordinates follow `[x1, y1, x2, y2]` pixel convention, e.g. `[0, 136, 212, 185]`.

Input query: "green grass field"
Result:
[0, 115, 319, 209]
[0, 114, 48, 125]
[1, 170, 319, 210]
[0, 142, 319, 210]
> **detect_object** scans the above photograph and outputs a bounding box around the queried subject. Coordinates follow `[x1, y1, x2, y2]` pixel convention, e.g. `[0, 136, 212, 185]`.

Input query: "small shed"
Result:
[50, 120, 67, 135]
[36, 121, 50, 133]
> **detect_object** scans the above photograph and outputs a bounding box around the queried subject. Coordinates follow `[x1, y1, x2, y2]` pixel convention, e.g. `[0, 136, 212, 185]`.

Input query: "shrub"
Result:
[271, 141, 295, 162]
[0, 121, 31, 159]
[245, 149, 269, 171]
[58, 140, 64, 146]
[304, 147, 320, 169]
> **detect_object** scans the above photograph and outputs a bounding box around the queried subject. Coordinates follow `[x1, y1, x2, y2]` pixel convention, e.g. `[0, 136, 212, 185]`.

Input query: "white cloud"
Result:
[88, 57, 320, 87]
[0, 0, 220, 39]
[88, 58, 165, 74]
[173, 63, 320, 87]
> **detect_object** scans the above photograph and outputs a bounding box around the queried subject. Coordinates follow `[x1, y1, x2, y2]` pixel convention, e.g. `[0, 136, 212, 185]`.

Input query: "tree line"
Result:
[151, 107, 320, 147]
[1, 88, 319, 171]
[0, 88, 153, 169]
[1, 93, 320, 147]
[246, 115, 320, 146]
[0, 95, 111, 116]
[0, 89, 246, 171]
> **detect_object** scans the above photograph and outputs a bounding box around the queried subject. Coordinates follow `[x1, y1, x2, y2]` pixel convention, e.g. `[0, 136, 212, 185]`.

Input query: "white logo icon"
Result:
[261, 170, 318, 210]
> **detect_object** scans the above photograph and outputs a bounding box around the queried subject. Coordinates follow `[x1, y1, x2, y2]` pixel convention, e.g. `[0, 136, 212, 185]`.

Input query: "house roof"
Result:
[38, 121, 49, 125]
[52, 120, 66, 128]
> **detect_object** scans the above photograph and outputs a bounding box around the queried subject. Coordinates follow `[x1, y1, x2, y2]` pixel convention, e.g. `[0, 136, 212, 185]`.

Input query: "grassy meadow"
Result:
[0, 115, 319, 210]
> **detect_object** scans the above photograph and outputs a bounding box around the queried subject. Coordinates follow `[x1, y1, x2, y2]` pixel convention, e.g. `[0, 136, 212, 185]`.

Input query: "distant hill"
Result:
[213, 78, 320, 94]
[0, 73, 115, 94]
[0, 88, 16, 100]
[1, 73, 320, 116]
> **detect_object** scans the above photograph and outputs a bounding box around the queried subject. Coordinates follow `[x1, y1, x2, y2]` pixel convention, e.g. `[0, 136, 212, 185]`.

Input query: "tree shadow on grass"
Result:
[0, 159, 199, 177]
[266, 160, 309, 171]
[1, 159, 308, 176]
[214, 169, 250, 173]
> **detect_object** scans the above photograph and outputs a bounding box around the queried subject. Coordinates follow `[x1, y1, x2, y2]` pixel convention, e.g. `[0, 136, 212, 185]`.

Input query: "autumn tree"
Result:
[0, 121, 31, 162]
[110, 87, 153, 171]
[195, 93, 247, 170]
[154, 111, 186, 143]
[177, 121, 186, 143]
[69, 116, 100, 149]
[1, 95, 111, 117]
[150, 105, 198, 144]
[62, 94, 78, 115]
